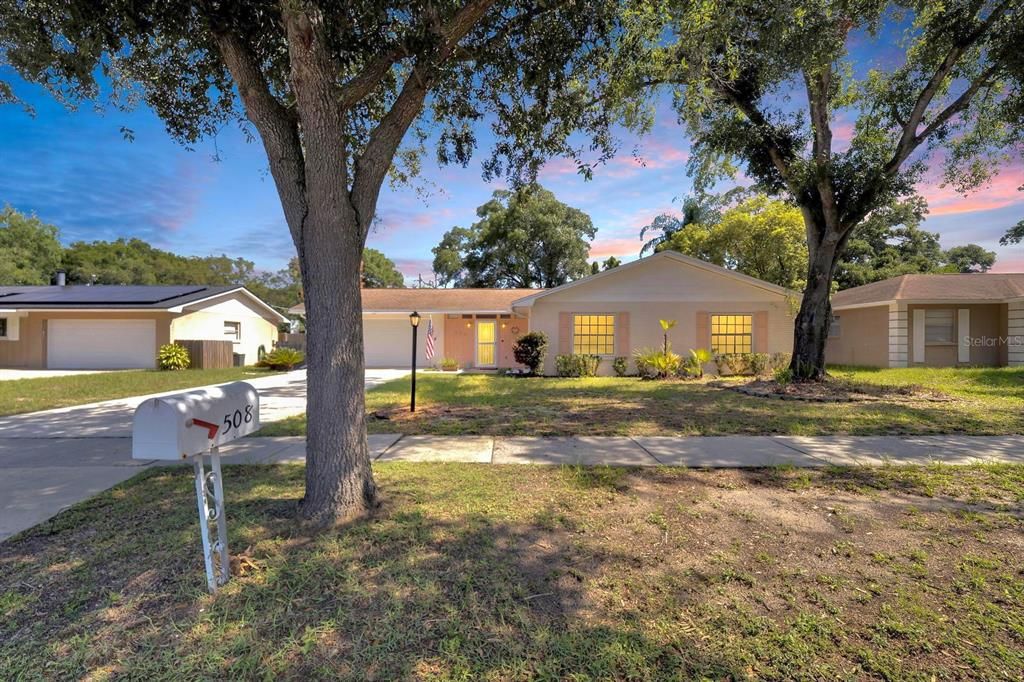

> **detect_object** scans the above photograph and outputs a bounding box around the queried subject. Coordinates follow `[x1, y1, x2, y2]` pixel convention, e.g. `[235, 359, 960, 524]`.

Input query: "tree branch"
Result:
[884, 0, 1011, 175]
[349, 0, 499, 234]
[214, 30, 308, 247]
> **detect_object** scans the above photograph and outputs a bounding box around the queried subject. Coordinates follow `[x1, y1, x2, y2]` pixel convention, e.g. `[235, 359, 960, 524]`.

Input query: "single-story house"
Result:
[826, 273, 1024, 368]
[0, 280, 287, 370]
[289, 250, 798, 375]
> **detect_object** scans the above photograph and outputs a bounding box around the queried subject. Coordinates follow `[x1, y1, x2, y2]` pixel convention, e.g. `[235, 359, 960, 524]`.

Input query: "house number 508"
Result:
[222, 404, 254, 433]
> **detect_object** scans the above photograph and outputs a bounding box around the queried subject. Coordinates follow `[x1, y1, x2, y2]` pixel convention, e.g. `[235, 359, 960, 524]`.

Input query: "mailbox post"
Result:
[132, 381, 261, 593]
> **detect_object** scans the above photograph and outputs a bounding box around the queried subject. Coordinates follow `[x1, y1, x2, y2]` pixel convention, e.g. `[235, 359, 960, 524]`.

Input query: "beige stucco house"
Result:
[825, 273, 1024, 368]
[0, 282, 287, 369]
[289, 250, 798, 375]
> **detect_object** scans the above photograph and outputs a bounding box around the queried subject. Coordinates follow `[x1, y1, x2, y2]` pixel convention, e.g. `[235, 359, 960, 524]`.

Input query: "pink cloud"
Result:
[589, 237, 643, 259]
[918, 161, 1023, 216]
[991, 256, 1024, 273]
[538, 157, 581, 180]
[392, 258, 435, 278]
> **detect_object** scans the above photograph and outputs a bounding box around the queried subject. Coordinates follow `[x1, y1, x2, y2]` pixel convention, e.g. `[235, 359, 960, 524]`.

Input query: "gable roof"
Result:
[0, 285, 288, 322]
[287, 287, 542, 315]
[832, 273, 1024, 309]
[511, 250, 798, 307]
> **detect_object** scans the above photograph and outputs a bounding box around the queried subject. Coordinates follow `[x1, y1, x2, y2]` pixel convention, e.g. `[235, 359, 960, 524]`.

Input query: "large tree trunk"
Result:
[297, 209, 377, 525]
[789, 237, 838, 381]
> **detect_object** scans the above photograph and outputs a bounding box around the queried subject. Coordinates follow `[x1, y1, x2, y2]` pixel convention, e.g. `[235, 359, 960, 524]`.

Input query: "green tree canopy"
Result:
[62, 238, 256, 286]
[433, 186, 597, 288]
[361, 248, 405, 288]
[660, 196, 808, 290]
[945, 244, 997, 272]
[835, 196, 999, 287]
[0, 205, 62, 285]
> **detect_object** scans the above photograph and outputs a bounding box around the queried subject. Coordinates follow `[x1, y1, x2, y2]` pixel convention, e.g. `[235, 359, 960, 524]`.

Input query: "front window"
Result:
[924, 309, 954, 344]
[828, 314, 841, 339]
[711, 314, 752, 354]
[573, 314, 615, 355]
[224, 321, 241, 342]
[0, 318, 6, 338]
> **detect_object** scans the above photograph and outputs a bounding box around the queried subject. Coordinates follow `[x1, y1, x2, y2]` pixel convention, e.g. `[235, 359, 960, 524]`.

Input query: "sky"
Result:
[1, 39, 1022, 282]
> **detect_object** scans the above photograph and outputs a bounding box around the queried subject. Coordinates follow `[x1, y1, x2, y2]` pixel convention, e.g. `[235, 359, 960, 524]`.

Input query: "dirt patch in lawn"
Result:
[722, 376, 957, 403]
[2, 464, 1023, 680]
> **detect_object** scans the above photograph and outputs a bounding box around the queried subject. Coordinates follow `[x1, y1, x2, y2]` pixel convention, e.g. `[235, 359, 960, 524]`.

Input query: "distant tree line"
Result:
[0, 205, 405, 310]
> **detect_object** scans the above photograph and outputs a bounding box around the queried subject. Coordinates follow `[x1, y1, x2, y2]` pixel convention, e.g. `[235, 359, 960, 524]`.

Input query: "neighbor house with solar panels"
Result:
[0, 273, 288, 369]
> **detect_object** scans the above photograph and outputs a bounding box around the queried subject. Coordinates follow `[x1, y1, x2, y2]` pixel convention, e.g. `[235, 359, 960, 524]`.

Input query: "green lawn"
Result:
[259, 366, 1024, 437]
[2, 462, 1022, 679]
[0, 367, 282, 416]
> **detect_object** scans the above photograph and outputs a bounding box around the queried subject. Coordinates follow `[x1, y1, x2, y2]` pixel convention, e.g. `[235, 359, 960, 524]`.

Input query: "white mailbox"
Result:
[132, 381, 261, 593]
[132, 381, 260, 460]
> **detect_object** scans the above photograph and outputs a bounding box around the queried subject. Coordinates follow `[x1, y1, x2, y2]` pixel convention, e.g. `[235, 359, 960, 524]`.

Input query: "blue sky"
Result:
[1, 56, 1021, 281]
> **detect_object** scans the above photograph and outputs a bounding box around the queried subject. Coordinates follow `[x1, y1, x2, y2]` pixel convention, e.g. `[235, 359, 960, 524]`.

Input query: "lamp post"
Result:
[409, 311, 420, 412]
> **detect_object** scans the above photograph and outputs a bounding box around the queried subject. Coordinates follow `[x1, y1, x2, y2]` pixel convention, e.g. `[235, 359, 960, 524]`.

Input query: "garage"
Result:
[47, 319, 157, 369]
[363, 317, 415, 368]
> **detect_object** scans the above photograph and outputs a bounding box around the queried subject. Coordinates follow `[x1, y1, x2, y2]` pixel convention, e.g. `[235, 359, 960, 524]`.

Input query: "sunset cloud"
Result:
[917, 161, 1023, 216]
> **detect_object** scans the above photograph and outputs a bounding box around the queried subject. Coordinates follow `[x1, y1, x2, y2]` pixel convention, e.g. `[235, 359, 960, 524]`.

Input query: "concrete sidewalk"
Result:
[224, 434, 1024, 467]
[3, 433, 1021, 542]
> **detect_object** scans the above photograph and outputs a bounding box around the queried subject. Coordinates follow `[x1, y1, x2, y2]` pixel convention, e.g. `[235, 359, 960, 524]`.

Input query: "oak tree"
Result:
[611, 0, 1024, 377]
[2, 0, 622, 523]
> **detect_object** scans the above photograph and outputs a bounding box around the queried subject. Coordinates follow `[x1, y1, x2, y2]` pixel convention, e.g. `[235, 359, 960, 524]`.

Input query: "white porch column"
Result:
[888, 302, 909, 368]
[1008, 301, 1024, 367]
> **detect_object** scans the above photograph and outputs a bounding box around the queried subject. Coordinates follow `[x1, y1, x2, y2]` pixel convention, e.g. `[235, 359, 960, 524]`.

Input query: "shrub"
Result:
[774, 366, 793, 385]
[512, 331, 548, 375]
[633, 347, 681, 379]
[612, 356, 629, 377]
[439, 357, 459, 371]
[555, 354, 600, 377]
[259, 347, 305, 370]
[769, 352, 792, 372]
[749, 352, 772, 376]
[686, 348, 712, 378]
[157, 343, 190, 371]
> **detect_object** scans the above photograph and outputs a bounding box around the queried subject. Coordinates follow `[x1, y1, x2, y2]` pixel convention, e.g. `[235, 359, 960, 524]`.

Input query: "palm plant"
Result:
[659, 319, 677, 355]
[639, 195, 722, 256]
[688, 348, 712, 378]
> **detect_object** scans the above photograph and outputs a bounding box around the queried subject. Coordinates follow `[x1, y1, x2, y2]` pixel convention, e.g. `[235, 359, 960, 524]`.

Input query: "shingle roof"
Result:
[288, 287, 543, 315]
[0, 285, 287, 321]
[832, 273, 1024, 308]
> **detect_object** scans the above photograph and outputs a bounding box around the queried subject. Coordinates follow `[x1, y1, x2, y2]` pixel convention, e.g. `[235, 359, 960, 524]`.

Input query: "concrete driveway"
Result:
[0, 369, 114, 380]
[0, 368, 407, 541]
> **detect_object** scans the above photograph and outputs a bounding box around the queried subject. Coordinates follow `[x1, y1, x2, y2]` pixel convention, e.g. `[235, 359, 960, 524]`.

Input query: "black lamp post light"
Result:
[409, 311, 420, 412]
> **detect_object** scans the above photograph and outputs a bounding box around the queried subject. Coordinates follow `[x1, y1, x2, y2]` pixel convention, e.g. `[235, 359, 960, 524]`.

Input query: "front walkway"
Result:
[218, 433, 1024, 467]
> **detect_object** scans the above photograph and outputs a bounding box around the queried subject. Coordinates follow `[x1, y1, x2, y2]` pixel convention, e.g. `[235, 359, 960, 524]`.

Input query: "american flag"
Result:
[425, 318, 436, 360]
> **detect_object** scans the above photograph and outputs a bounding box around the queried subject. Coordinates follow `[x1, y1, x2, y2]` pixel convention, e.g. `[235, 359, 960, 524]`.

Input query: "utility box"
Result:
[132, 381, 260, 461]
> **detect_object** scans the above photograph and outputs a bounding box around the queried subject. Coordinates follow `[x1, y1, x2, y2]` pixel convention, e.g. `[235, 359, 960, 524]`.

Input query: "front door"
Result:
[476, 320, 496, 367]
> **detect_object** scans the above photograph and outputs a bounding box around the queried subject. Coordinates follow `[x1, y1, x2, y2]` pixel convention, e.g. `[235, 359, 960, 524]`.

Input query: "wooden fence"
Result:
[278, 332, 306, 351]
[177, 339, 235, 369]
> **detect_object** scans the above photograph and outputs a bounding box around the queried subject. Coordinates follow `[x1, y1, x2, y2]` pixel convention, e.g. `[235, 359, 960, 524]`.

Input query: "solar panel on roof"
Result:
[0, 286, 209, 305]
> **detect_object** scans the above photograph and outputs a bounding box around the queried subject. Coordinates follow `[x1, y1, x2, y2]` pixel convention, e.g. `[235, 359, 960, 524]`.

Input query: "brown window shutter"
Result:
[616, 312, 630, 356]
[696, 311, 709, 350]
[558, 312, 571, 355]
[754, 311, 768, 353]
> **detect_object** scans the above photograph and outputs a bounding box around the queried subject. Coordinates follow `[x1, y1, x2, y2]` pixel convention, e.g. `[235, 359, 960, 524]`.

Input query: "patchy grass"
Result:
[2, 463, 1022, 680]
[0, 367, 282, 416]
[259, 366, 1024, 437]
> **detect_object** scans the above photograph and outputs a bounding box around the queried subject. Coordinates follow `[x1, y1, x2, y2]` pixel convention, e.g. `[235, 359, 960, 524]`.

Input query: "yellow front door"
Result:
[477, 320, 496, 367]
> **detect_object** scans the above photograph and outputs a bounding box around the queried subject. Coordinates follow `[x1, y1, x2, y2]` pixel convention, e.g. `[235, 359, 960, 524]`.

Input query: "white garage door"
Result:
[364, 318, 414, 368]
[47, 319, 157, 369]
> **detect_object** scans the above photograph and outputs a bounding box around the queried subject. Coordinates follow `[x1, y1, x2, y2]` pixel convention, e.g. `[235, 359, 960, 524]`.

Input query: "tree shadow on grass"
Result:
[0, 465, 741, 680]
